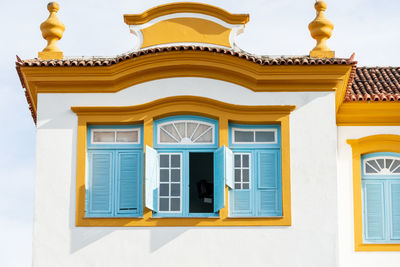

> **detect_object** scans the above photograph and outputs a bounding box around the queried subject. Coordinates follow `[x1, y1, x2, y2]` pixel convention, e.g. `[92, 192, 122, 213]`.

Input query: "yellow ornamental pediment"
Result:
[123, 2, 249, 49]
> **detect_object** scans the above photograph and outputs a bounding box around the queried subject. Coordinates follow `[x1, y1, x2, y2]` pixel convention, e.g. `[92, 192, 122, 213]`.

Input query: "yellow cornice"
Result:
[123, 2, 249, 25]
[337, 102, 400, 126]
[19, 50, 352, 120]
[71, 95, 296, 116]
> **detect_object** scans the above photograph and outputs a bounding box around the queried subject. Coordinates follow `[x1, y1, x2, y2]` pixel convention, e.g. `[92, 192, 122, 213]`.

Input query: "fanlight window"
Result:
[158, 120, 214, 144]
[364, 157, 400, 175]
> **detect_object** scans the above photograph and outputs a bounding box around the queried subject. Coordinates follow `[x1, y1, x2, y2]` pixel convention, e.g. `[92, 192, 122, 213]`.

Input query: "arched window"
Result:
[361, 152, 400, 243]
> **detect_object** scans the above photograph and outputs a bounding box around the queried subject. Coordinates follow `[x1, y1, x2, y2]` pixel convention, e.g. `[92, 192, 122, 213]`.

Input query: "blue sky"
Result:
[1, 0, 399, 266]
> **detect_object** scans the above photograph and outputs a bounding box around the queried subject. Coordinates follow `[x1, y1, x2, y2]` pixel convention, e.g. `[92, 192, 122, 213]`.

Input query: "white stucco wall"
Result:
[337, 126, 400, 267]
[34, 77, 338, 267]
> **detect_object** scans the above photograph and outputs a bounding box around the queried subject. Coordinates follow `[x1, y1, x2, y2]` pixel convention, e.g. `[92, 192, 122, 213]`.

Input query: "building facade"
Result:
[16, 2, 400, 267]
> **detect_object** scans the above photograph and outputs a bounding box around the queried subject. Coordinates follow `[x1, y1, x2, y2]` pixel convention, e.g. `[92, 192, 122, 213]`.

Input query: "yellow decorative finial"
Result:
[308, 1, 335, 58]
[38, 2, 65, 60]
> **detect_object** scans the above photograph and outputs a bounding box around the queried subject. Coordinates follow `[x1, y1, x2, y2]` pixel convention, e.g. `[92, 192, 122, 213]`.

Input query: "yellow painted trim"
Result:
[19, 50, 352, 117]
[337, 102, 400, 126]
[123, 2, 249, 25]
[347, 134, 400, 251]
[72, 96, 294, 227]
[141, 18, 231, 48]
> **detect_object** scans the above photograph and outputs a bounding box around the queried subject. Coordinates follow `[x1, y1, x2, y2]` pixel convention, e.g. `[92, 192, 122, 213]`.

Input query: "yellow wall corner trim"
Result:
[347, 134, 400, 251]
[123, 2, 249, 25]
[72, 96, 294, 227]
[337, 102, 400, 126]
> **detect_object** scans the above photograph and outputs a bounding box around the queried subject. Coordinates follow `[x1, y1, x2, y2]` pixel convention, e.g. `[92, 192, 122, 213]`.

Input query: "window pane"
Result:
[234, 183, 241, 189]
[390, 160, 400, 172]
[376, 159, 385, 169]
[171, 155, 180, 168]
[243, 169, 249, 182]
[242, 154, 249, 167]
[191, 124, 211, 142]
[187, 122, 198, 138]
[255, 131, 275, 142]
[171, 169, 180, 182]
[195, 129, 212, 143]
[160, 155, 169, 168]
[93, 131, 115, 142]
[159, 184, 169, 196]
[235, 169, 241, 182]
[174, 122, 185, 138]
[160, 169, 169, 182]
[170, 198, 180, 211]
[171, 184, 180, 196]
[386, 159, 393, 169]
[242, 183, 250, 189]
[368, 160, 380, 171]
[365, 164, 378, 173]
[234, 155, 241, 167]
[162, 124, 180, 141]
[159, 129, 178, 143]
[159, 198, 169, 211]
[234, 131, 254, 142]
[116, 130, 138, 142]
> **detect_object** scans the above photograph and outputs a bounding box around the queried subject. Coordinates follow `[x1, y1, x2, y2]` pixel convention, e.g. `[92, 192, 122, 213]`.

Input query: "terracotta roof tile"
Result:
[344, 67, 400, 102]
[16, 45, 354, 67]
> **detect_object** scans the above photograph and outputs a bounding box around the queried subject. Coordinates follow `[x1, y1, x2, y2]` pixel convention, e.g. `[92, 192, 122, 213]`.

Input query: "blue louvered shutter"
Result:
[390, 182, 400, 240]
[363, 181, 385, 241]
[116, 151, 140, 216]
[257, 150, 281, 216]
[145, 145, 159, 212]
[87, 150, 114, 216]
[214, 146, 226, 212]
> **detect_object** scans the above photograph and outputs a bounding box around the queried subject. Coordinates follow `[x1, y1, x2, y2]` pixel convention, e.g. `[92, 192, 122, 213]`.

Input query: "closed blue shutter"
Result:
[363, 181, 385, 241]
[214, 146, 226, 212]
[87, 150, 113, 216]
[390, 182, 400, 240]
[145, 145, 159, 211]
[116, 151, 140, 216]
[258, 151, 280, 216]
[231, 190, 252, 215]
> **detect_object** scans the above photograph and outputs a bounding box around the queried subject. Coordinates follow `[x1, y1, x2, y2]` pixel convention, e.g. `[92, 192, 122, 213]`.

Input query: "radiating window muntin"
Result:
[234, 153, 251, 190]
[159, 153, 182, 213]
[157, 119, 215, 145]
[363, 156, 400, 176]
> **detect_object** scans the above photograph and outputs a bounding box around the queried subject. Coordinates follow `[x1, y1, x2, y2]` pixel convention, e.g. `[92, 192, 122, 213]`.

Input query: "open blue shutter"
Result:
[258, 151, 280, 216]
[390, 182, 400, 240]
[145, 145, 159, 212]
[87, 150, 113, 216]
[214, 146, 226, 212]
[363, 181, 385, 240]
[225, 147, 234, 189]
[116, 151, 140, 216]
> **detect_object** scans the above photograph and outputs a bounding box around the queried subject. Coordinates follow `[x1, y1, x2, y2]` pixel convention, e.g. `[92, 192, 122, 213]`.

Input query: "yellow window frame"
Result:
[347, 134, 400, 251]
[72, 96, 294, 227]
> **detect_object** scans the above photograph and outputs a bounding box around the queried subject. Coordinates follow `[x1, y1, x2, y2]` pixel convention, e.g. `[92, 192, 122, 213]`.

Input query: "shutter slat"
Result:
[390, 182, 400, 239]
[117, 152, 139, 214]
[364, 181, 385, 240]
[88, 151, 113, 215]
[231, 190, 252, 214]
[258, 152, 277, 188]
